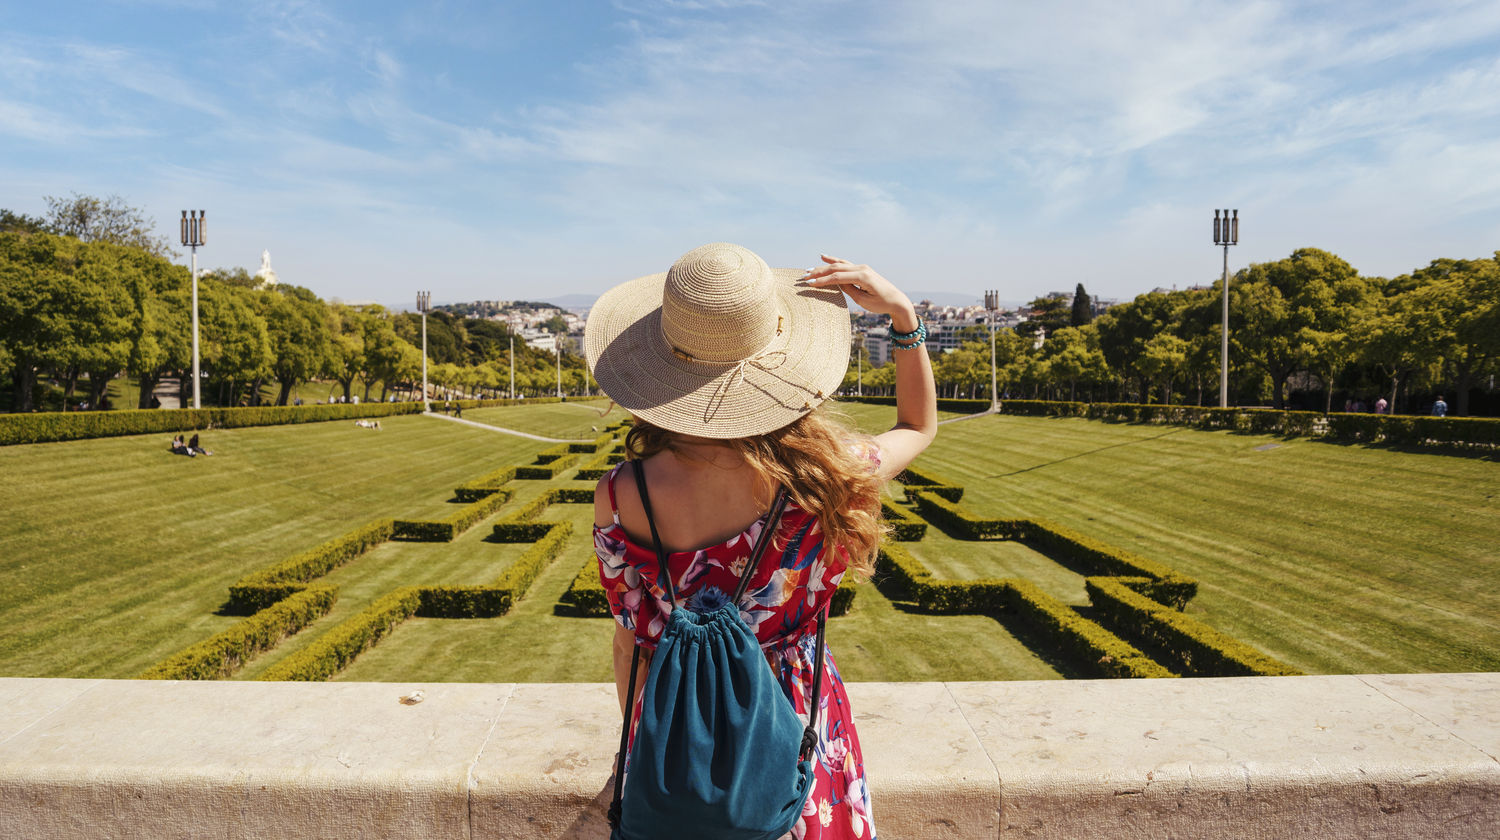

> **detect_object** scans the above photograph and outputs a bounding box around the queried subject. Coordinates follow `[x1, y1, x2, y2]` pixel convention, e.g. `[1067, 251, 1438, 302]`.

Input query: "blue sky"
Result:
[3, 0, 1499, 308]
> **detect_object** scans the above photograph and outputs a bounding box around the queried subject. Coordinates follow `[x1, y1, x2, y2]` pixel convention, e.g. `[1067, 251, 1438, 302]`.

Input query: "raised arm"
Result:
[803, 255, 937, 480]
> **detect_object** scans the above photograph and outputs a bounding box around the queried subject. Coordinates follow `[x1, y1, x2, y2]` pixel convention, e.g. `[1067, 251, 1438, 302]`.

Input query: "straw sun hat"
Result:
[584, 242, 850, 439]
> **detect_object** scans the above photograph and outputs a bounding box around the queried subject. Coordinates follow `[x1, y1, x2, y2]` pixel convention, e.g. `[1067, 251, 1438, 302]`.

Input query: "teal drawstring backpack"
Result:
[607, 462, 828, 840]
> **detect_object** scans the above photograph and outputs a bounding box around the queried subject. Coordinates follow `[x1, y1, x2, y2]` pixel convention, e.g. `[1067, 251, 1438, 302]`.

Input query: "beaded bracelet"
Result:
[889, 316, 925, 343]
[891, 316, 927, 350]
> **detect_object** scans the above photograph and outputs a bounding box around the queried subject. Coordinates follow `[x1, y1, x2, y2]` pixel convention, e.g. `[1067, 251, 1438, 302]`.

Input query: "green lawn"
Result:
[460, 399, 627, 439]
[0, 414, 548, 677]
[2, 402, 1496, 681]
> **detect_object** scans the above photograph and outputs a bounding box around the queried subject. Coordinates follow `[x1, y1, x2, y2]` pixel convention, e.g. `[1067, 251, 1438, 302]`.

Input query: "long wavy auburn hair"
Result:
[624, 407, 887, 580]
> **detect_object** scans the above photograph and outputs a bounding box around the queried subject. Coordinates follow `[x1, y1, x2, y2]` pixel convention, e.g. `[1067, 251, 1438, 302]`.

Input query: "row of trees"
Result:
[4, 197, 1495, 416]
[846, 248, 1498, 416]
[1, 199, 591, 412]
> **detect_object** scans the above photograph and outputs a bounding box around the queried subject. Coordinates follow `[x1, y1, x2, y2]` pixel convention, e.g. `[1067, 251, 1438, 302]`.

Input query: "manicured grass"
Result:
[460, 399, 627, 439]
[3, 400, 1495, 682]
[912, 412, 1500, 675]
[0, 414, 547, 678]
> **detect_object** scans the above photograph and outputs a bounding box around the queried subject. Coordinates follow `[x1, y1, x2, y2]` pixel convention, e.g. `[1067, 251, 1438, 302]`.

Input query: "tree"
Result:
[197, 279, 273, 405]
[42, 193, 174, 258]
[1016, 295, 1070, 338]
[1402, 255, 1500, 415]
[1095, 291, 1176, 402]
[258, 289, 333, 405]
[1040, 325, 1109, 401]
[1232, 248, 1367, 409]
[1136, 333, 1188, 404]
[0, 209, 47, 234]
[1070, 283, 1094, 326]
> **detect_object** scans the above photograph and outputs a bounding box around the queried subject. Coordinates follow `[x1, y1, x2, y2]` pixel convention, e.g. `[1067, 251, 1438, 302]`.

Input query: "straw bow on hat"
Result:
[584, 242, 850, 439]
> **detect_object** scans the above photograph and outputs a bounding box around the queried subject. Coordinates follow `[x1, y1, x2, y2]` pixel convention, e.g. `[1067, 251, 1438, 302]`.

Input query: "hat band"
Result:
[668, 319, 825, 423]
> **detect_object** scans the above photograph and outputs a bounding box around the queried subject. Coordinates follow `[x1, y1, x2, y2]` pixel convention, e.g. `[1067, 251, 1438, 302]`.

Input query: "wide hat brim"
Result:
[585, 267, 850, 438]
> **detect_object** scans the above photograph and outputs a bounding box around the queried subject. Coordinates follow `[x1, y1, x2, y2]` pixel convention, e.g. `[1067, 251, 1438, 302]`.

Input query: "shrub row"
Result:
[995, 399, 1500, 448]
[139, 586, 338, 680]
[392, 488, 514, 542]
[882, 501, 927, 541]
[573, 438, 626, 482]
[1086, 577, 1302, 677]
[839, 395, 1499, 448]
[896, 466, 964, 502]
[907, 490, 1023, 540]
[1020, 519, 1197, 609]
[560, 560, 610, 616]
[454, 466, 518, 502]
[227, 520, 394, 613]
[258, 587, 423, 681]
[491, 487, 592, 539]
[875, 544, 1170, 678]
[0, 402, 423, 446]
[1000, 579, 1175, 679]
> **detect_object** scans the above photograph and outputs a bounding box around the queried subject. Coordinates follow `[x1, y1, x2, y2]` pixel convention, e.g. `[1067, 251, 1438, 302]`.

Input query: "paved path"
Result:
[421, 411, 594, 443]
[938, 408, 999, 425]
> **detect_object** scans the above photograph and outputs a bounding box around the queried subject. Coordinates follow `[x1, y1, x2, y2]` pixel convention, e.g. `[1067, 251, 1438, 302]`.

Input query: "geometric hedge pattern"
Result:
[142, 421, 1298, 681]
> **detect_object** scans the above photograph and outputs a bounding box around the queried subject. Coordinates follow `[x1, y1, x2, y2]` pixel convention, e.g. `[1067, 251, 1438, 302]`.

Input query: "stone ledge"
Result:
[0, 674, 1495, 838]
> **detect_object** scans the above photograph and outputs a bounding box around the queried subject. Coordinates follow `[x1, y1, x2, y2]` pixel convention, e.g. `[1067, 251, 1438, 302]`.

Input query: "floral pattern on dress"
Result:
[596, 460, 878, 840]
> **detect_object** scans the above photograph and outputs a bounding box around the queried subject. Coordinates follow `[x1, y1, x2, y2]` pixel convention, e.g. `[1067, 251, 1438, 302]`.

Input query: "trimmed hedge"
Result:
[1020, 519, 1197, 608]
[0, 402, 423, 446]
[392, 488, 514, 542]
[454, 466, 518, 502]
[140, 586, 338, 680]
[874, 544, 1171, 678]
[882, 501, 927, 541]
[1087, 577, 1302, 677]
[908, 490, 1023, 540]
[896, 466, 964, 502]
[258, 587, 423, 681]
[227, 519, 394, 613]
[1000, 579, 1174, 679]
[560, 559, 611, 616]
[839, 395, 1499, 448]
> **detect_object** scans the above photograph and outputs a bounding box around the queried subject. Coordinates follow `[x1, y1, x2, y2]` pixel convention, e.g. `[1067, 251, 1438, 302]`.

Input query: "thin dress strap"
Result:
[605, 463, 622, 525]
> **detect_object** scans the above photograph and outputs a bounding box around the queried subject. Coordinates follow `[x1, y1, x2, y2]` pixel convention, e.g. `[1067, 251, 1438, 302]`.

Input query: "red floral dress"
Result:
[595, 462, 877, 840]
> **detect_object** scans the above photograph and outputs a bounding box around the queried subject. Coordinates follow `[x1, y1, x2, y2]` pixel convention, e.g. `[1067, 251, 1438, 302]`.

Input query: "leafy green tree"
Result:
[258, 289, 333, 405]
[1402, 255, 1500, 415]
[1095, 291, 1176, 401]
[198, 279, 273, 405]
[1041, 325, 1110, 401]
[0, 209, 47, 234]
[1016, 295, 1070, 338]
[1232, 248, 1367, 409]
[1136, 333, 1188, 404]
[42, 193, 174, 258]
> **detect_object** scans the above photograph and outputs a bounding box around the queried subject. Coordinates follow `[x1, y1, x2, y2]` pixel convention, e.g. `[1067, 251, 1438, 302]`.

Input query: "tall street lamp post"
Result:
[416, 291, 431, 411]
[180, 210, 205, 409]
[984, 289, 1000, 411]
[555, 332, 563, 398]
[509, 334, 515, 399]
[853, 324, 863, 397]
[1213, 209, 1239, 408]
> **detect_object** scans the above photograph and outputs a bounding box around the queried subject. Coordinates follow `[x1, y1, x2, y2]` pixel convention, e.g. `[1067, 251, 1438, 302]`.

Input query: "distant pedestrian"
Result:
[1375, 397, 1388, 415]
[1432, 396, 1448, 417]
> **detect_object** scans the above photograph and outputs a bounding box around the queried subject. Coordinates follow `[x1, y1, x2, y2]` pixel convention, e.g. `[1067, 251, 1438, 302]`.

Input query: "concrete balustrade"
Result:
[1, 673, 1496, 838]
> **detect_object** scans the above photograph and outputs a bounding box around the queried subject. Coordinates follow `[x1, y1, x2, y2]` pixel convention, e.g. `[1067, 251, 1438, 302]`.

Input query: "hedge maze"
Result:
[143, 421, 1299, 682]
[140, 428, 621, 682]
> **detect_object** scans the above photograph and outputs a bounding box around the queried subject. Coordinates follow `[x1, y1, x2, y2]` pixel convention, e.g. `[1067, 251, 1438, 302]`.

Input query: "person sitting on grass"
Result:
[169, 435, 195, 457]
[188, 433, 212, 456]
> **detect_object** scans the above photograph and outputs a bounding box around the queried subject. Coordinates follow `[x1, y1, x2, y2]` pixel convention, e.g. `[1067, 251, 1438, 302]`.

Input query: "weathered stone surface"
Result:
[948, 675, 1500, 839]
[0, 674, 1496, 839]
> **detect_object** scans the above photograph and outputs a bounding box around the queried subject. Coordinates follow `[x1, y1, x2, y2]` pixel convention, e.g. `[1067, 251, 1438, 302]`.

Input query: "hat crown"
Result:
[661, 243, 779, 363]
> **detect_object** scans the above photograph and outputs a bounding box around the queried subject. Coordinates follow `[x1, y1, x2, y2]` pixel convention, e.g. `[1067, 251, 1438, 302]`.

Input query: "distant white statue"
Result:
[255, 249, 279, 288]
